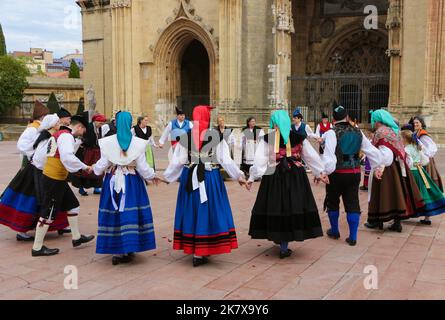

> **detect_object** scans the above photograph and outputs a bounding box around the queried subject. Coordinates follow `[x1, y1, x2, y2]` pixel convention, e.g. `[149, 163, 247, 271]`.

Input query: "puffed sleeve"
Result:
[420, 150, 430, 167]
[248, 139, 269, 182]
[360, 132, 384, 169]
[378, 146, 393, 167]
[93, 155, 111, 176]
[420, 135, 438, 158]
[301, 139, 325, 177]
[322, 130, 338, 175]
[159, 122, 172, 145]
[17, 127, 38, 159]
[135, 153, 156, 180]
[164, 142, 188, 183]
[58, 133, 88, 173]
[216, 139, 244, 180]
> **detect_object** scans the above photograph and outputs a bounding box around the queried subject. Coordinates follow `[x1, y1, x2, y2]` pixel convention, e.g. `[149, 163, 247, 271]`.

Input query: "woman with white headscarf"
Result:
[93, 111, 160, 265]
[0, 114, 72, 241]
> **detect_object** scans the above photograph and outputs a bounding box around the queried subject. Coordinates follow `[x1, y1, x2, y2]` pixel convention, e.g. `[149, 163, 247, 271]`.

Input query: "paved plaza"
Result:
[1, 141, 445, 300]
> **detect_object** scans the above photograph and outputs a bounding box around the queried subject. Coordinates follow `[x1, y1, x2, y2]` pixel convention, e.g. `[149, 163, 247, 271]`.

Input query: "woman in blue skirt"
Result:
[164, 105, 247, 267]
[93, 111, 161, 265]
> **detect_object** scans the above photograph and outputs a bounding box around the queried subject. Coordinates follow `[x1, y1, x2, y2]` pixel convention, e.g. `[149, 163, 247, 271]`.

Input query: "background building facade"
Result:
[77, 0, 445, 141]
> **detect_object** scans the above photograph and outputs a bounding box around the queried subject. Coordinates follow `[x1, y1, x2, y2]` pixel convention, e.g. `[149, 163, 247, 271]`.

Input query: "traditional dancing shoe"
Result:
[72, 235, 95, 248]
[388, 221, 403, 233]
[326, 229, 340, 240]
[364, 222, 384, 230]
[279, 249, 293, 259]
[112, 255, 132, 266]
[16, 234, 35, 242]
[32, 246, 59, 257]
[345, 238, 357, 247]
[78, 189, 88, 196]
[192, 256, 209, 267]
[57, 228, 72, 236]
[359, 186, 368, 191]
[420, 219, 432, 226]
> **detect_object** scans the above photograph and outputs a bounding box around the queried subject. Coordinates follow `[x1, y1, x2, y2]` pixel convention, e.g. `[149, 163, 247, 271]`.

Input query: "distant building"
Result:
[12, 48, 54, 75]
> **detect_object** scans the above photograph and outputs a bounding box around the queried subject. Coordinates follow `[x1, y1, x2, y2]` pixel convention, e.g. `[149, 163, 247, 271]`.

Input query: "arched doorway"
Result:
[178, 40, 210, 118]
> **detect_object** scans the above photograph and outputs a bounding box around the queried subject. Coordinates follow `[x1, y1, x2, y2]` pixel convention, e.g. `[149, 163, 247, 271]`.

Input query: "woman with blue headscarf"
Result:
[246, 110, 328, 259]
[365, 109, 424, 233]
[93, 111, 160, 265]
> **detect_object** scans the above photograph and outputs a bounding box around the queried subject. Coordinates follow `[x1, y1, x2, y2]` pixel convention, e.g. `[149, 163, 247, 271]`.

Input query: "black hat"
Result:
[71, 113, 89, 128]
[176, 107, 185, 115]
[57, 107, 72, 118]
[333, 106, 348, 121]
[321, 112, 329, 119]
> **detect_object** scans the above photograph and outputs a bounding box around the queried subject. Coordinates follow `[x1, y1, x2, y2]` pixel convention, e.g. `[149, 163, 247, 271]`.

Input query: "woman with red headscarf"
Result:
[164, 105, 247, 267]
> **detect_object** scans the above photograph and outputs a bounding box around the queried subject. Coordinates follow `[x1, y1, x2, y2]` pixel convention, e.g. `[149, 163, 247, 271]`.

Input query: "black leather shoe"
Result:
[32, 246, 59, 257]
[280, 249, 293, 259]
[112, 255, 132, 266]
[57, 228, 71, 236]
[16, 234, 34, 242]
[193, 256, 209, 267]
[365, 222, 384, 230]
[360, 186, 368, 191]
[79, 189, 88, 196]
[72, 235, 95, 247]
[327, 229, 340, 240]
[388, 221, 402, 233]
[420, 219, 432, 226]
[345, 238, 357, 246]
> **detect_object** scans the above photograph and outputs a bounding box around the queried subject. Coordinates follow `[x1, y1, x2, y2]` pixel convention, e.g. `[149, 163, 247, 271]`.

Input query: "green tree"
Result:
[0, 56, 29, 114]
[68, 59, 80, 78]
[0, 24, 6, 56]
[47, 92, 60, 113]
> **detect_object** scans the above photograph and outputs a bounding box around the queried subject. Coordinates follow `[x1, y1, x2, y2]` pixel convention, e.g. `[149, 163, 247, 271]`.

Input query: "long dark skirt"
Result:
[249, 165, 323, 243]
[425, 158, 443, 193]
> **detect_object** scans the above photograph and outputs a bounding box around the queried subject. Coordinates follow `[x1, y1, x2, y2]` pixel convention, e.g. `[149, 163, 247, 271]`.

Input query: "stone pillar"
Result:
[111, 0, 133, 114]
[218, 0, 242, 115]
[386, 0, 403, 113]
[271, 0, 294, 110]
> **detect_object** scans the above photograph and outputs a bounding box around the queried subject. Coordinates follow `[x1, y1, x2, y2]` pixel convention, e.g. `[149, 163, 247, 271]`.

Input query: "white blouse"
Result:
[248, 138, 325, 182]
[17, 126, 39, 159]
[322, 129, 383, 175]
[419, 135, 438, 158]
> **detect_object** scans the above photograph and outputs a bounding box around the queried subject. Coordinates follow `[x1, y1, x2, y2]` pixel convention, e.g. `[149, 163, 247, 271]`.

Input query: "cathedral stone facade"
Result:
[77, 0, 445, 142]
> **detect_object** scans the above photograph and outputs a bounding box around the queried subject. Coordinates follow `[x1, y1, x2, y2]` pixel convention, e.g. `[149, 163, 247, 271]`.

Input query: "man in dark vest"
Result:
[322, 106, 383, 246]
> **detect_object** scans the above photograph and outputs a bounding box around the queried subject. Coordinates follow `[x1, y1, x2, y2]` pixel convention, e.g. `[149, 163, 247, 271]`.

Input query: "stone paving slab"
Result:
[1, 141, 445, 300]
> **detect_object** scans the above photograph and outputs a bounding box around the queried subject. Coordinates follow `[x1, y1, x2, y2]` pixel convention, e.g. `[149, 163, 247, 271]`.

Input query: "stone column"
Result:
[218, 0, 242, 117]
[271, 0, 294, 110]
[111, 0, 133, 114]
[386, 0, 403, 113]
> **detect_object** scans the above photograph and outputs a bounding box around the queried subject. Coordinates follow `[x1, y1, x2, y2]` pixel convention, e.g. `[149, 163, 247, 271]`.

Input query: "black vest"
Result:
[334, 122, 362, 170]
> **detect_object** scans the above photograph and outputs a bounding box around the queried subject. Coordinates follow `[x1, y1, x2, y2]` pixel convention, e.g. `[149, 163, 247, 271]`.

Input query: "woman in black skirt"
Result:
[246, 110, 329, 259]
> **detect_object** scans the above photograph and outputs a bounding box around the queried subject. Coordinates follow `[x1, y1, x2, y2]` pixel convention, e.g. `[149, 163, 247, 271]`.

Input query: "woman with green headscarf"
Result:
[246, 110, 328, 259]
[365, 109, 424, 233]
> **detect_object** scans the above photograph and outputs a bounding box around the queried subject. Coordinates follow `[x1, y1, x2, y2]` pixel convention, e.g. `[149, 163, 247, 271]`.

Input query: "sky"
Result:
[0, 0, 82, 58]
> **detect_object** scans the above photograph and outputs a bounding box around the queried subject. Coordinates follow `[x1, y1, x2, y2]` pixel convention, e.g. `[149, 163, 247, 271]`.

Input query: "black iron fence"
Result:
[289, 73, 390, 124]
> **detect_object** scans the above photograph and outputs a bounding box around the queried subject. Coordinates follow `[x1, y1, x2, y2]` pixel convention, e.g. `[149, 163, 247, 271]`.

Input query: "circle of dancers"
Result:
[1, 102, 444, 266]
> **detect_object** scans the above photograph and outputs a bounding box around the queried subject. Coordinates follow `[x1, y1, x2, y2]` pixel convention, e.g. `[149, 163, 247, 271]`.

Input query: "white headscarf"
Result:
[39, 114, 59, 131]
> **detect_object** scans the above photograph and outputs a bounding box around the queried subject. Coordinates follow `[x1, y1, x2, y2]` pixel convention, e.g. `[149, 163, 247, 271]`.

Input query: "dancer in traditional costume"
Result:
[323, 106, 383, 246]
[132, 115, 158, 170]
[93, 111, 159, 265]
[246, 110, 327, 259]
[291, 108, 319, 141]
[315, 112, 333, 154]
[412, 116, 443, 192]
[17, 100, 49, 169]
[71, 113, 106, 196]
[31, 114, 95, 257]
[214, 116, 236, 181]
[240, 117, 264, 177]
[0, 114, 71, 241]
[365, 110, 424, 233]
[164, 105, 246, 267]
[401, 130, 445, 225]
[159, 107, 193, 149]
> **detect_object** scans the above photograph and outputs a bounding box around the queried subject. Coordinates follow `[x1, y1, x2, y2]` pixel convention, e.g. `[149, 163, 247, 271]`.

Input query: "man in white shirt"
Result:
[32, 114, 95, 257]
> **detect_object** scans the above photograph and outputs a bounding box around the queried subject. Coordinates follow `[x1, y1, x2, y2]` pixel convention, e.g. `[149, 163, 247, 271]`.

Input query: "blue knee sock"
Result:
[328, 211, 340, 235]
[280, 242, 288, 252]
[347, 212, 361, 241]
